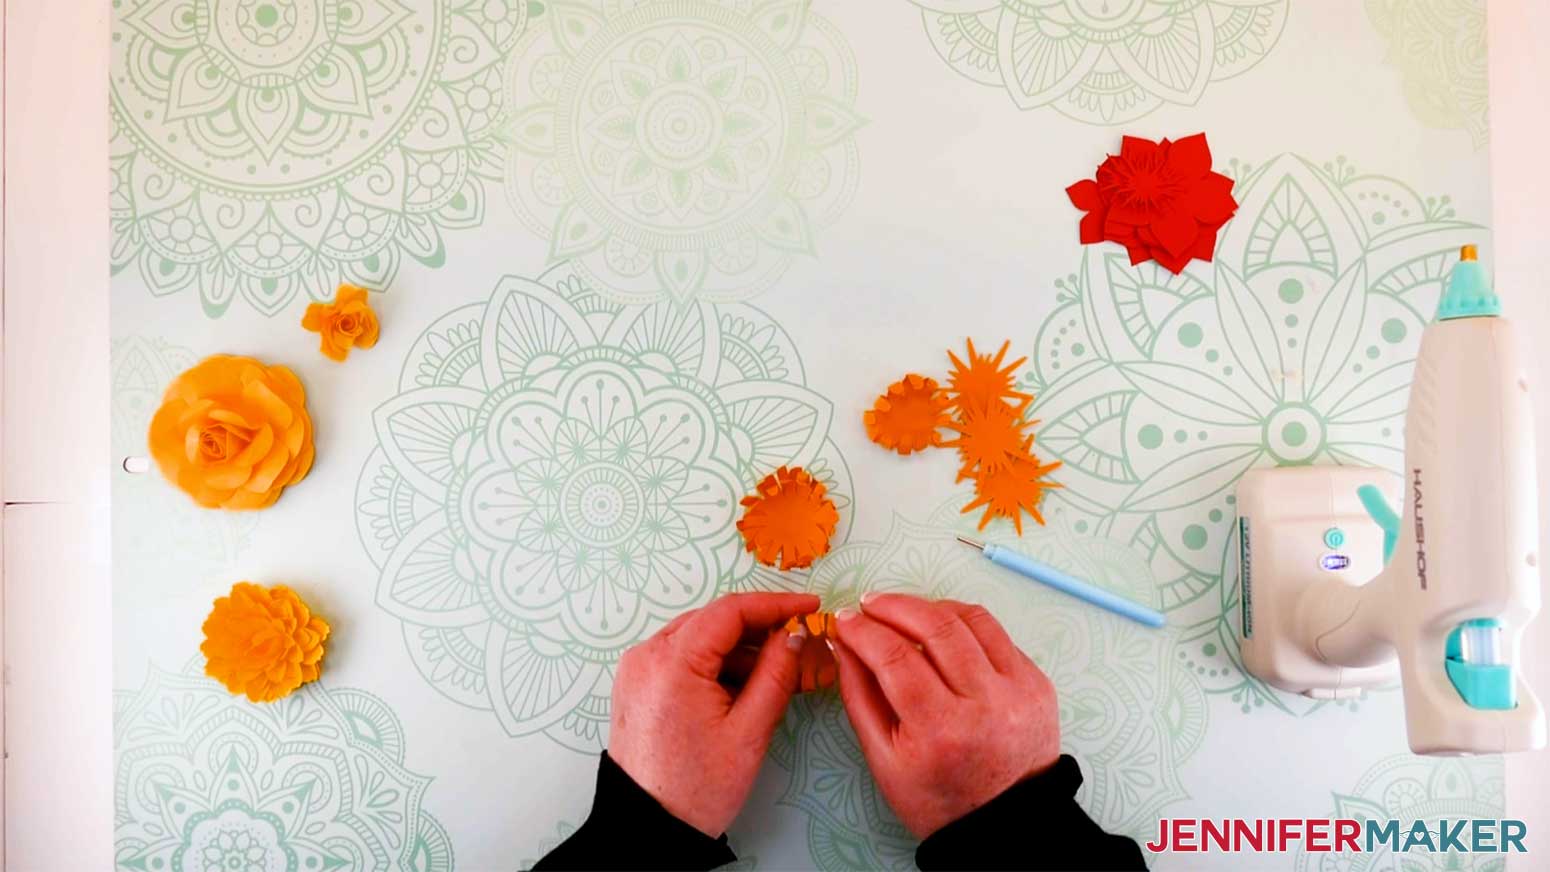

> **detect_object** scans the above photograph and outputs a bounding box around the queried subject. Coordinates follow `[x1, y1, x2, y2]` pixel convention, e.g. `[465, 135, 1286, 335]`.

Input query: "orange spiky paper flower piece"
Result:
[945, 339, 1033, 417]
[738, 466, 840, 570]
[782, 612, 840, 691]
[961, 441, 1063, 535]
[943, 398, 1033, 481]
[864, 373, 951, 455]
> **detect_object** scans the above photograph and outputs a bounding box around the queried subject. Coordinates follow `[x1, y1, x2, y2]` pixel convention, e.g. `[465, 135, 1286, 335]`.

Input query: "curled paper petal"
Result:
[782, 612, 839, 691]
[737, 466, 840, 570]
[302, 283, 381, 362]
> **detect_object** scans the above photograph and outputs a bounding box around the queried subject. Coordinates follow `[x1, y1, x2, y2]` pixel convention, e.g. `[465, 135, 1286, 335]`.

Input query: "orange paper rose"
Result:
[302, 283, 380, 361]
[201, 582, 330, 703]
[148, 355, 315, 510]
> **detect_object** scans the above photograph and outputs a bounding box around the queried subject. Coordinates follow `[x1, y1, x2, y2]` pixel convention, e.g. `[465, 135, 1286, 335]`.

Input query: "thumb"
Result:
[730, 627, 804, 736]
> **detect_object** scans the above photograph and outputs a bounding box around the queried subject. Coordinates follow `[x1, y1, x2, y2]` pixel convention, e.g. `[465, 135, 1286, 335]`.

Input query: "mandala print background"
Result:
[768, 512, 1206, 870]
[114, 665, 453, 872]
[911, 0, 1289, 123]
[1027, 153, 1480, 717]
[1366, 0, 1489, 149]
[110, 0, 527, 315]
[355, 263, 853, 750]
[504, 1, 862, 303]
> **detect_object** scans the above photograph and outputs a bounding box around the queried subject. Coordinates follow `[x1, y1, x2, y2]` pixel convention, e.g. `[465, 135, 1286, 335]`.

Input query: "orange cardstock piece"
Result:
[961, 445, 1063, 535]
[945, 339, 1032, 417]
[944, 399, 1032, 481]
[147, 355, 316, 510]
[201, 582, 330, 703]
[737, 466, 840, 570]
[302, 283, 380, 362]
[783, 612, 840, 691]
[863, 373, 951, 455]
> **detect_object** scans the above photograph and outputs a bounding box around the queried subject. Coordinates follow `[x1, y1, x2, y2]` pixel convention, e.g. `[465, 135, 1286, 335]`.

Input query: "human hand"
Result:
[609, 591, 820, 837]
[832, 593, 1060, 839]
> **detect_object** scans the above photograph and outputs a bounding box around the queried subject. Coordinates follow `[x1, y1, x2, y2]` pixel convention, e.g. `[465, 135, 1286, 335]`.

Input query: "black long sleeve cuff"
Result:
[531, 751, 738, 871]
[916, 755, 1148, 871]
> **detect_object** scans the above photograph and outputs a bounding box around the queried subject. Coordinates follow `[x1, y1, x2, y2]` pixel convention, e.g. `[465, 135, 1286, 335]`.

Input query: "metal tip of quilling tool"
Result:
[955, 536, 985, 551]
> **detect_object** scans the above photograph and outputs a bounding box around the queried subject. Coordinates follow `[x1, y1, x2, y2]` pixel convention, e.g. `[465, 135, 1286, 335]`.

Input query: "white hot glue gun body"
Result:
[1238, 247, 1545, 755]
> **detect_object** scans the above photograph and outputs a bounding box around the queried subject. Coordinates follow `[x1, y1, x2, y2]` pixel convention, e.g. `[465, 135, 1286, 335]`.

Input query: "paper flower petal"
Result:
[737, 466, 840, 570]
[201, 582, 330, 702]
[863, 373, 950, 455]
[301, 283, 381, 362]
[782, 612, 839, 691]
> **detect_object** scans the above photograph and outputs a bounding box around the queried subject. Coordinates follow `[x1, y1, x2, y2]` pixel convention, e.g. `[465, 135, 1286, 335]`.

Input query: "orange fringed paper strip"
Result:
[863, 373, 951, 455]
[784, 612, 839, 691]
[302, 283, 380, 362]
[737, 466, 840, 570]
[943, 398, 1032, 481]
[945, 339, 1032, 417]
[201, 582, 330, 703]
[961, 442, 1063, 535]
[148, 355, 316, 510]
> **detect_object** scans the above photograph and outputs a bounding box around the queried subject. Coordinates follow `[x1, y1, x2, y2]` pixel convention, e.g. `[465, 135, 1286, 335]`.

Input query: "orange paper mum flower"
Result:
[864, 373, 951, 455]
[944, 399, 1032, 481]
[783, 612, 839, 691]
[302, 284, 380, 362]
[148, 355, 315, 510]
[945, 339, 1032, 417]
[737, 466, 840, 570]
[201, 582, 330, 703]
[962, 446, 1063, 535]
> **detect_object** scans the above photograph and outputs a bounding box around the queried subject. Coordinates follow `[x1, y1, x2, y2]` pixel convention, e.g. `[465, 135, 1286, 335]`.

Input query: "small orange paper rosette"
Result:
[737, 466, 840, 570]
[148, 355, 315, 510]
[783, 612, 840, 691]
[864, 373, 951, 455]
[201, 582, 330, 703]
[302, 283, 380, 362]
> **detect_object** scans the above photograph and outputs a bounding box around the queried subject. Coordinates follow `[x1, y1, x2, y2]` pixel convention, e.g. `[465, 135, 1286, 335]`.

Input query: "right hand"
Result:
[832, 593, 1061, 839]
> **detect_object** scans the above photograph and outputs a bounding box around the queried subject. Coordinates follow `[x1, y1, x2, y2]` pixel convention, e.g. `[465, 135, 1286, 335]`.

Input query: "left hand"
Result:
[609, 591, 820, 837]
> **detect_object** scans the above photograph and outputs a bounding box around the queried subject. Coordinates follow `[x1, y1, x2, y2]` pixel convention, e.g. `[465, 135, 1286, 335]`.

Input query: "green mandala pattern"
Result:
[503, 0, 862, 303]
[1366, 0, 1489, 148]
[768, 511, 1206, 869]
[114, 664, 453, 872]
[911, 0, 1288, 124]
[110, 0, 527, 316]
[113, 336, 259, 575]
[1295, 755, 1505, 872]
[354, 263, 853, 750]
[1026, 154, 1480, 716]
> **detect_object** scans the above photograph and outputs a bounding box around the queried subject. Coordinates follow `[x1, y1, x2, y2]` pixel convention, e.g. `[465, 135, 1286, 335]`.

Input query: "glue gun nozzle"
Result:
[956, 536, 985, 551]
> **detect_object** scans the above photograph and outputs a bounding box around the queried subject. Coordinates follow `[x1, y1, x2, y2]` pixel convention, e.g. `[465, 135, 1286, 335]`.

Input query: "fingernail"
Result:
[835, 607, 859, 622]
[860, 591, 879, 607]
[823, 638, 836, 653]
[786, 626, 808, 650]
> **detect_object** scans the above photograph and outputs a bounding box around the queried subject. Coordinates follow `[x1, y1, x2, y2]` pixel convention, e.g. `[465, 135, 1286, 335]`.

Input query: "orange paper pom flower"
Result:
[737, 466, 840, 570]
[864, 373, 951, 455]
[945, 339, 1032, 417]
[783, 612, 839, 691]
[944, 399, 1032, 481]
[302, 284, 380, 362]
[961, 444, 1063, 535]
[201, 582, 330, 703]
[148, 355, 315, 510]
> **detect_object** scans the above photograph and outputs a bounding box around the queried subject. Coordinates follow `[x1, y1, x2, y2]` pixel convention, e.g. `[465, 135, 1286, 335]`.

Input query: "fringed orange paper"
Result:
[201, 582, 330, 703]
[945, 339, 1032, 417]
[784, 612, 839, 691]
[863, 373, 951, 455]
[961, 444, 1063, 535]
[737, 466, 840, 570]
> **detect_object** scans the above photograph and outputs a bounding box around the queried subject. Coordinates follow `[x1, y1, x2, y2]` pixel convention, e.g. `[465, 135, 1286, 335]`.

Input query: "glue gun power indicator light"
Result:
[1319, 554, 1350, 571]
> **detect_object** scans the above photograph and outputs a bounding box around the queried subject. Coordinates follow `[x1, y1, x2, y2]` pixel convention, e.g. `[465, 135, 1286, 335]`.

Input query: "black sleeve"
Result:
[915, 755, 1148, 871]
[530, 751, 738, 871]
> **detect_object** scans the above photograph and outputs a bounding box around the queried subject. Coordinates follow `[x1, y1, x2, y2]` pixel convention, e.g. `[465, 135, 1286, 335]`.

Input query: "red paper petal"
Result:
[1103, 216, 1140, 245]
[1126, 243, 1150, 265]
[1189, 225, 1218, 261]
[1079, 210, 1107, 244]
[1120, 136, 1158, 162]
[1171, 133, 1212, 178]
[1151, 209, 1200, 258]
[1152, 245, 1193, 275]
[1191, 172, 1239, 224]
[1067, 178, 1101, 210]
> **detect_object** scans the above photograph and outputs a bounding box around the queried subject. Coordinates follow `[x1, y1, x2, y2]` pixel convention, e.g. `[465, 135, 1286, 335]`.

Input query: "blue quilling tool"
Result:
[957, 536, 1166, 629]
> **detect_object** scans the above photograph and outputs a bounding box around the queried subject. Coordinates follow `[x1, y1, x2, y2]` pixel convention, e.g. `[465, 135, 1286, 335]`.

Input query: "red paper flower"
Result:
[1067, 133, 1237, 275]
